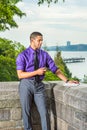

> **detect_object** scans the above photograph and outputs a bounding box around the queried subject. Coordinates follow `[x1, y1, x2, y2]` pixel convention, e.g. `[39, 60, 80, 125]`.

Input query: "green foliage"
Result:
[54, 51, 72, 78]
[0, 38, 79, 81]
[0, 38, 15, 58]
[71, 76, 80, 81]
[0, 37, 25, 81]
[83, 75, 87, 83]
[0, 0, 25, 31]
[38, 0, 65, 6]
[0, 55, 17, 81]
[44, 70, 59, 81]
[44, 51, 72, 81]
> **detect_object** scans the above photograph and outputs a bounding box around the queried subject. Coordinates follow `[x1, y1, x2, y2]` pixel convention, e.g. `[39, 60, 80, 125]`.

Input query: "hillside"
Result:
[44, 44, 87, 51]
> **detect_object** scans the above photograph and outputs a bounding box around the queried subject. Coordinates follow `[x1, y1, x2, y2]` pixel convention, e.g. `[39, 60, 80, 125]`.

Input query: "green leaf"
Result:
[0, 0, 25, 31]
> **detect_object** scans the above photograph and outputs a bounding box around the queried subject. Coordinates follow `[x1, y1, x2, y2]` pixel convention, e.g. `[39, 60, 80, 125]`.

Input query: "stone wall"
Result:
[0, 81, 87, 130]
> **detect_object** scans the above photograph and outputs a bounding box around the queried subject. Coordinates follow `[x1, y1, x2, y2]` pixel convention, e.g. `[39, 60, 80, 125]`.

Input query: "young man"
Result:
[16, 32, 79, 130]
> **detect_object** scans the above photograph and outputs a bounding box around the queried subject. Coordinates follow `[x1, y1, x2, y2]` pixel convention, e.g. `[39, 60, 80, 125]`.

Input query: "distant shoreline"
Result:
[43, 43, 87, 51]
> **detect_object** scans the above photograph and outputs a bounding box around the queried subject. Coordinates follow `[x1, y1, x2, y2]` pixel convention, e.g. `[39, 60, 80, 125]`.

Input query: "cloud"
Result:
[0, 0, 87, 46]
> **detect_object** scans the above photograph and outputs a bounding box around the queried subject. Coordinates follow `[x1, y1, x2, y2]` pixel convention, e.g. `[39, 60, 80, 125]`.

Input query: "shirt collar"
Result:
[29, 46, 40, 53]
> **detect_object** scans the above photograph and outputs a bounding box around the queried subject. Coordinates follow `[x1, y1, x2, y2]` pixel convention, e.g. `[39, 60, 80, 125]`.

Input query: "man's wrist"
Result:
[66, 79, 69, 83]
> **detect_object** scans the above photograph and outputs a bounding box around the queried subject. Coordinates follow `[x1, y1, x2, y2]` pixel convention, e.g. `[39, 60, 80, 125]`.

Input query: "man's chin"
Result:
[37, 46, 41, 49]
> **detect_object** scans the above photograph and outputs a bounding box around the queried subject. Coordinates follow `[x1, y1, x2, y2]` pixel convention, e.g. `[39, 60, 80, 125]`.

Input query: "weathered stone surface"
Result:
[11, 108, 22, 120]
[53, 83, 87, 112]
[0, 128, 24, 130]
[0, 109, 10, 121]
[0, 99, 21, 108]
[57, 118, 68, 130]
[0, 120, 22, 128]
[0, 81, 87, 130]
[53, 82, 87, 130]
[68, 125, 78, 130]
[75, 111, 87, 122]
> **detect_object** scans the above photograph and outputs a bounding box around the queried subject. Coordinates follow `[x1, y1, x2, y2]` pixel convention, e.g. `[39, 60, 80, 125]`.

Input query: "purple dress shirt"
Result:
[16, 46, 58, 80]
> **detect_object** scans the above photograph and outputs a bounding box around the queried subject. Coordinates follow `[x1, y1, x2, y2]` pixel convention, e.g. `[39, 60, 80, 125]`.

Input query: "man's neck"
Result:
[30, 44, 36, 50]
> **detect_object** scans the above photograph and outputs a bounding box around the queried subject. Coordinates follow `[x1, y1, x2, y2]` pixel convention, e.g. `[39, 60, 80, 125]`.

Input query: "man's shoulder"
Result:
[17, 47, 30, 59]
[19, 47, 30, 55]
[40, 48, 48, 54]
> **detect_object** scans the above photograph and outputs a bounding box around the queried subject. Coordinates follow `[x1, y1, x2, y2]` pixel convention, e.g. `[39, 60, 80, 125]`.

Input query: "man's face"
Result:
[32, 36, 43, 49]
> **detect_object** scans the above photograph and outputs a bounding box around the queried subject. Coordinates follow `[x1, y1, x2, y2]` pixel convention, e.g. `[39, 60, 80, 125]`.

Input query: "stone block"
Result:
[0, 120, 16, 128]
[0, 109, 10, 121]
[0, 81, 87, 130]
[11, 108, 22, 120]
[68, 125, 78, 130]
[0, 91, 19, 100]
[57, 118, 68, 130]
[0, 128, 24, 130]
[0, 99, 21, 108]
[0, 120, 23, 128]
[75, 111, 87, 122]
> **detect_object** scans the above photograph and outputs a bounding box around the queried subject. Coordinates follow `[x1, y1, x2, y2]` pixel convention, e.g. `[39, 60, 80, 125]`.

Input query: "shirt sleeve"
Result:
[46, 52, 59, 73]
[16, 54, 25, 70]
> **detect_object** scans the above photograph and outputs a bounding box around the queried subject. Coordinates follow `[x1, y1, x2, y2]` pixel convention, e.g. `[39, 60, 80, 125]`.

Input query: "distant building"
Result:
[67, 41, 71, 46]
[43, 42, 87, 51]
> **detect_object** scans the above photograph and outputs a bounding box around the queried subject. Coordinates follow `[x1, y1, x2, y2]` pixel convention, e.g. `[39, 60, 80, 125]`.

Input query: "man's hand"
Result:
[68, 80, 79, 84]
[55, 69, 79, 84]
[17, 67, 47, 79]
[36, 67, 47, 75]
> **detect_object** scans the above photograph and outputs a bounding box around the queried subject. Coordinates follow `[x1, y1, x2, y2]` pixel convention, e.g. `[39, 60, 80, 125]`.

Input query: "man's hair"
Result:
[30, 32, 43, 41]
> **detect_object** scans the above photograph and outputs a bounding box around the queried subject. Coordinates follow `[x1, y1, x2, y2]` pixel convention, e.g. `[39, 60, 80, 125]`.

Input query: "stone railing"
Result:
[0, 81, 87, 130]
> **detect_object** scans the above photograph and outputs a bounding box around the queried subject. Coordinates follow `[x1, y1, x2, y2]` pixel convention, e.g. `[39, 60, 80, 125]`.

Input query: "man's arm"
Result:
[17, 70, 37, 79]
[17, 68, 46, 79]
[55, 69, 68, 82]
[55, 69, 79, 83]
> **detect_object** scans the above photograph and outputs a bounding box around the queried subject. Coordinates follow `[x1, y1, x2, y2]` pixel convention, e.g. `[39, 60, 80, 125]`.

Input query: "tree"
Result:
[0, 0, 25, 31]
[0, 0, 65, 31]
[0, 55, 17, 81]
[0, 37, 25, 57]
[54, 51, 72, 79]
[38, 0, 65, 5]
[44, 51, 72, 81]
[0, 38, 25, 81]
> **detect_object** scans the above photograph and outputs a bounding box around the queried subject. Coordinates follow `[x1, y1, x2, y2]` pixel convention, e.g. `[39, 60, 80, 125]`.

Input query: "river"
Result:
[47, 51, 87, 80]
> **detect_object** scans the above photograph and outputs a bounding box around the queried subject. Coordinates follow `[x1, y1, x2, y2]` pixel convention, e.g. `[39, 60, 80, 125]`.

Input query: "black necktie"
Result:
[34, 51, 39, 82]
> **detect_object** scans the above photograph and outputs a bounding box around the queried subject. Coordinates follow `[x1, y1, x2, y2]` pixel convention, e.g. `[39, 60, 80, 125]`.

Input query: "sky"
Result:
[0, 0, 87, 47]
